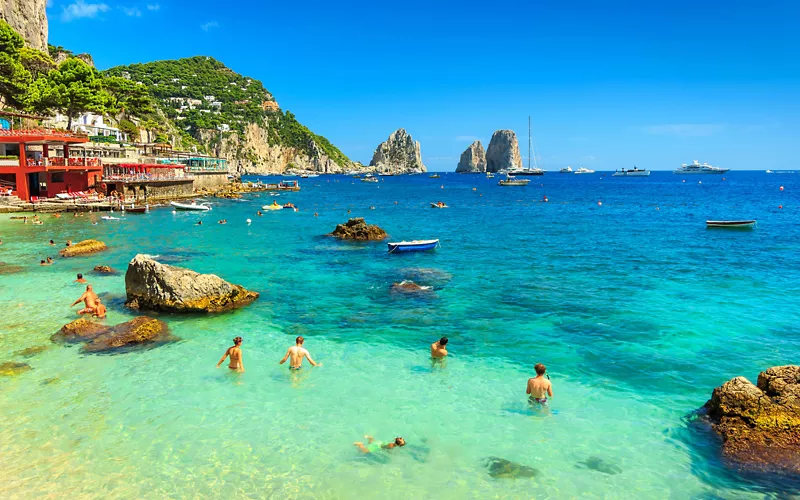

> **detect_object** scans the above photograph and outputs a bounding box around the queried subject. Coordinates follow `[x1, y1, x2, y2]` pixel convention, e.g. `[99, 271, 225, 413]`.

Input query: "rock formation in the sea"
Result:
[456, 140, 487, 173]
[0, 361, 32, 376]
[0, 1, 48, 52]
[125, 254, 259, 313]
[369, 129, 427, 174]
[329, 218, 388, 241]
[483, 457, 539, 479]
[702, 365, 800, 474]
[14, 345, 50, 358]
[52, 318, 112, 343]
[51, 316, 175, 353]
[93, 265, 116, 274]
[485, 130, 524, 173]
[390, 281, 432, 294]
[59, 240, 107, 258]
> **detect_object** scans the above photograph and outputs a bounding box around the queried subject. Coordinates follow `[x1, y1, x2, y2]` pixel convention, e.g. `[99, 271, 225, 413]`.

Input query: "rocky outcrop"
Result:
[93, 265, 116, 274]
[329, 218, 387, 241]
[0, 362, 31, 376]
[703, 365, 800, 474]
[14, 345, 49, 358]
[390, 281, 432, 294]
[456, 140, 487, 173]
[370, 129, 426, 174]
[485, 130, 523, 173]
[125, 254, 259, 313]
[52, 318, 111, 343]
[59, 240, 107, 257]
[52, 316, 175, 353]
[0, 0, 47, 52]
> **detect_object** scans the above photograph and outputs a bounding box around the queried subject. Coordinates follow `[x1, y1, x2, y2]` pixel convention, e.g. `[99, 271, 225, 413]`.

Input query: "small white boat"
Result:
[388, 239, 440, 253]
[559, 166, 573, 173]
[613, 166, 650, 177]
[170, 201, 212, 211]
[498, 175, 530, 186]
[101, 216, 120, 221]
[486, 172, 495, 178]
[574, 167, 595, 174]
[361, 176, 379, 183]
[706, 220, 756, 228]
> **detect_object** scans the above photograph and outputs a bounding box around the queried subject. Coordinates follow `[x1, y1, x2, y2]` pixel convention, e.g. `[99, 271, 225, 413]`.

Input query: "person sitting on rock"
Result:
[92, 298, 107, 319]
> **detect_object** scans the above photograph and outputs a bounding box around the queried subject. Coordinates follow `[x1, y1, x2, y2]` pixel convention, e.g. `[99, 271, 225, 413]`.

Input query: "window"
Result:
[51, 172, 65, 183]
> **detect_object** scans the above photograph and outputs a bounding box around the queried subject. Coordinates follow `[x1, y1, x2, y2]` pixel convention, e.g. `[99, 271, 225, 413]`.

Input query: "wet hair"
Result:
[296, 336, 304, 344]
[439, 337, 448, 346]
[233, 336, 243, 344]
[77, 273, 83, 279]
[535, 363, 546, 376]
[40, 259, 45, 264]
[394, 437, 406, 446]
[49, 240, 54, 244]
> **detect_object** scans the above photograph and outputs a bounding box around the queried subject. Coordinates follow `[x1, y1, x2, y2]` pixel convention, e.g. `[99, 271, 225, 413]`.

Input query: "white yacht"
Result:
[612, 166, 650, 177]
[574, 167, 595, 174]
[559, 166, 573, 173]
[674, 160, 729, 174]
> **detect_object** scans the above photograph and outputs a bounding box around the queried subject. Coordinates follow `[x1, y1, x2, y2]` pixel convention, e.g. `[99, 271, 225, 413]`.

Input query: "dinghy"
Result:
[706, 220, 756, 228]
[101, 216, 120, 221]
[170, 201, 211, 211]
[388, 239, 440, 253]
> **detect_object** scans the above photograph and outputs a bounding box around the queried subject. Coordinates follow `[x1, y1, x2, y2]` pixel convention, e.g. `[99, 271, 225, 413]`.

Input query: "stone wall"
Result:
[191, 172, 229, 189]
[106, 180, 193, 201]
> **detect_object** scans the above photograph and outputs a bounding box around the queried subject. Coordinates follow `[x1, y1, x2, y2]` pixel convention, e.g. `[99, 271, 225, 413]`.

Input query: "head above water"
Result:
[438, 337, 448, 346]
[394, 437, 406, 447]
[233, 336, 243, 345]
[296, 336, 304, 345]
[77, 273, 83, 279]
[535, 363, 546, 376]
[86, 285, 92, 291]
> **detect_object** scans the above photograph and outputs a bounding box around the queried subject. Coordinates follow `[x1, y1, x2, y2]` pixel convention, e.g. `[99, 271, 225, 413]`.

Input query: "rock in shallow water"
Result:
[92, 265, 116, 274]
[125, 254, 259, 313]
[484, 456, 539, 479]
[51, 318, 111, 343]
[329, 218, 387, 241]
[0, 362, 32, 376]
[390, 281, 433, 294]
[59, 239, 107, 258]
[576, 456, 623, 475]
[82, 316, 174, 353]
[14, 345, 50, 358]
[702, 365, 800, 475]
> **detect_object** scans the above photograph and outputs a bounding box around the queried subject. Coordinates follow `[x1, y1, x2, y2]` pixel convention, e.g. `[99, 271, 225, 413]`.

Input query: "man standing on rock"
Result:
[279, 336, 322, 370]
[71, 284, 99, 315]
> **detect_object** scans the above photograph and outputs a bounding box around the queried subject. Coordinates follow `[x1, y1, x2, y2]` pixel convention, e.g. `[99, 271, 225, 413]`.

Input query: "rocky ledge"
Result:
[125, 254, 259, 313]
[59, 240, 107, 257]
[52, 316, 176, 353]
[702, 365, 800, 474]
[329, 218, 387, 241]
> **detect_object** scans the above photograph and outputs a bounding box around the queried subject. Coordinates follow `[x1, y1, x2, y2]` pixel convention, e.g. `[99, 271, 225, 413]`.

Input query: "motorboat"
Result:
[278, 180, 301, 191]
[170, 201, 211, 211]
[574, 167, 595, 174]
[429, 174, 440, 179]
[612, 166, 650, 177]
[387, 239, 440, 253]
[486, 172, 495, 178]
[674, 160, 729, 174]
[559, 166, 573, 173]
[283, 203, 298, 212]
[507, 168, 544, 176]
[101, 215, 120, 220]
[430, 202, 448, 208]
[498, 175, 530, 186]
[124, 205, 148, 213]
[706, 220, 756, 228]
[361, 176, 379, 183]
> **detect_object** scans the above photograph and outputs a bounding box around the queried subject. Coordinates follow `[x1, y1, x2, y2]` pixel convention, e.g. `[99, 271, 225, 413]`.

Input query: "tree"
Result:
[103, 76, 156, 118]
[0, 21, 32, 108]
[19, 47, 56, 79]
[43, 58, 109, 128]
[0, 20, 24, 56]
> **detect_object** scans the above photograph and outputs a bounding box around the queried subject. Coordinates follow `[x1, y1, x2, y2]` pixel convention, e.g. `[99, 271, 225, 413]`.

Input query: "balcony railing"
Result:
[26, 157, 102, 167]
[0, 128, 89, 139]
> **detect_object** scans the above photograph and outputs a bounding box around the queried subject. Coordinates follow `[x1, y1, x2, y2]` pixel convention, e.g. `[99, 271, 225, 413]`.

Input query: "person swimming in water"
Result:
[216, 336, 244, 372]
[431, 337, 448, 358]
[92, 298, 107, 319]
[279, 336, 321, 370]
[354, 436, 406, 453]
[526, 363, 553, 405]
[71, 284, 98, 315]
[74, 273, 86, 283]
[49, 239, 55, 246]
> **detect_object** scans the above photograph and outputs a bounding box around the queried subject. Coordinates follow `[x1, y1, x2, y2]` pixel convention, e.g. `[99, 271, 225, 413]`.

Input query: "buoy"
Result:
[779, 205, 783, 209]
[543, 196, 548, 202]
[598, 201, 602, 206]
[472, 187, 477, 191]
[394, 201, 398, 204]
[698, 181, 702, 184]
[682, 180, 685, 183]
[780, 186, 784, 191]
[656, 207, 660, 211]
[441, 185, 444, 189]
[246, 219, 252, 224]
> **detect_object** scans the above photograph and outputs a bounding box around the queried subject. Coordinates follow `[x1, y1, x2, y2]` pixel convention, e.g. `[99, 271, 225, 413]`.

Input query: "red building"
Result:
[0, 129, 102, 201]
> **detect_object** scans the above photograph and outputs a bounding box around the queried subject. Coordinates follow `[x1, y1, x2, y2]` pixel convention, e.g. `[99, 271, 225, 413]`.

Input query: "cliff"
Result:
[370, 128, 426, 174]
[456, 140, 487, 173]
[485, 130, 523, 173]
[0, 0, 47, 52]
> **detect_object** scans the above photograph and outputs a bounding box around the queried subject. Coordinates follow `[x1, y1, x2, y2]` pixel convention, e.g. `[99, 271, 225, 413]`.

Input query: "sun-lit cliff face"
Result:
[0, 0, 48, 52]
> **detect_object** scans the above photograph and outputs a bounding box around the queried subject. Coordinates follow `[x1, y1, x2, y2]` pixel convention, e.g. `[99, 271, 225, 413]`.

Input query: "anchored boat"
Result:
[498, 174, 530, 186]
[388, 239, 440, 253]
[170, 201, 211, 211]
[706, 220, 756, 228]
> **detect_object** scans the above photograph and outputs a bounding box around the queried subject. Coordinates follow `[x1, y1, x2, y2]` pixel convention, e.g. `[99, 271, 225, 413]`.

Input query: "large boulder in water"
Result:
[51, 317, 111, 343]
[329, 218, 387, 241]
[483, 456, 539, 479]
[703, 365, 800, 474]
[82, 316, 173, 353]
[125, 254, 259, 313]
[485, 130, 524, 173]
[59, 239, 107, 257]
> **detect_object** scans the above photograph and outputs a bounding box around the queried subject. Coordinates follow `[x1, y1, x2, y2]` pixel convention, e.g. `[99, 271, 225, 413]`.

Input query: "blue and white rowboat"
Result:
[388, 239, 440, 253]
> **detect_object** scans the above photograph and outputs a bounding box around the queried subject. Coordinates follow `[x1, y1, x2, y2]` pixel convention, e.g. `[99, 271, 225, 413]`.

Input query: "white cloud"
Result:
[146, 3, 160, 10]
[454, 135, 480, 142]
[61, 0, 109, 21]
[201, 21, 219, 31]
[642, 124, 725, 137]
[122, 6, 142, 16]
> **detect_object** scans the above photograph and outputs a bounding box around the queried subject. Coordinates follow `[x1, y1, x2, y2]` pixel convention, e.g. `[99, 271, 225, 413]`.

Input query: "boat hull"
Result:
[507, 170, 544, 176]
[125, 207, 148, 213]
[706, 220, 756, 228]
[612, 171, 650, 177]
[673, 170, 730, 174]
[170, 202, 211, 211]
[388, 240, 440, 253]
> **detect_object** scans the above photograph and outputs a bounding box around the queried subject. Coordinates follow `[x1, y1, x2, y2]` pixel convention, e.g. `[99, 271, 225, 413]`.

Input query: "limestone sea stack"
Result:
[455, 140, 487, 173]
[329, 218, 388, 241]
[702, 365, 800, 474]
[485, 130, 523, 173]
[370, 129, 427, 174]
[125, 254, 259, 313]
[59, 240, 107, 257]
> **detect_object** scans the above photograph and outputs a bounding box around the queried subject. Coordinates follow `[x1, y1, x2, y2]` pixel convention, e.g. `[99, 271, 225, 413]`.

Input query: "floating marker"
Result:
[780, 186, 784, 191]
[598, 201, 603, 206]
[779, 205, 783, 209]
[246, 219, 252, 224]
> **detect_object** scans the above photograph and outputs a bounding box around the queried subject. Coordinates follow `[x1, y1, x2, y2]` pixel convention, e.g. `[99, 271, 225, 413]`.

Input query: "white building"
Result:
[45, 112, 129, 142]
[217, 124, 230, 132]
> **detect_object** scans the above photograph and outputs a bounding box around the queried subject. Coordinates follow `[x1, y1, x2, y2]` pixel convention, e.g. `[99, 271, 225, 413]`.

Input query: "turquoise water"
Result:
[1, 171, 798, 498]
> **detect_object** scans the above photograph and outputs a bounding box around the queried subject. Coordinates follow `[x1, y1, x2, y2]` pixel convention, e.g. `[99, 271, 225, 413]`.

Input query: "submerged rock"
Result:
[370, 128, 426, 174]
[329, 218, 388, 241]
[484, 456, 539, 479]
[456, 140, 487, 173]
[59, 239, 107, 258]
[702, 365, 800, 474]
[0, 362, 32, 377]
[576, 456, 623, 475]
[485, 130, 524, 173]
[390, 281, 433, 294]
[399, 268, 453, 288]
[0, 262, 24, 275]
[125, 254, 259, 313]
[82, 316, 174, 353]
[14, 345, 50, 358]
[52, 318, 111, 343]
[92, 265, 116, 274]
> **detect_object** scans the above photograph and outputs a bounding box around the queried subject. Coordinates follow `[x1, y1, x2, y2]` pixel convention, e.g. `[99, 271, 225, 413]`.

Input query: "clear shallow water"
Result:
[0, 171, 798, 498]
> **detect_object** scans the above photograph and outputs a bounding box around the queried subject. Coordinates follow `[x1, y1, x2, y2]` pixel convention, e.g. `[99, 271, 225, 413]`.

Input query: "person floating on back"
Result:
[527, 363, 553, 406]
[279, 336, 321, 370]
[217, 336, 244, 372]
[431, 337, 448, 358]
[354, 436, 406, 453]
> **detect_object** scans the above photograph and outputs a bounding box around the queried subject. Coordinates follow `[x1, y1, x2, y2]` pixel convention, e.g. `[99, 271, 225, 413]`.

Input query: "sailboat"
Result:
[507, 117, 544, 175]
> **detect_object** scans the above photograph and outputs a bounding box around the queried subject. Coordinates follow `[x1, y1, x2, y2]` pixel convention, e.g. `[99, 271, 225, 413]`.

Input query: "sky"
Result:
[47, 0, 800, 171]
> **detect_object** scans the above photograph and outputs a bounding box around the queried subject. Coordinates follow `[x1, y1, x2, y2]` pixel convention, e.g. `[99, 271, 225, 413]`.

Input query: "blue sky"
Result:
[48, 0, 799, 170]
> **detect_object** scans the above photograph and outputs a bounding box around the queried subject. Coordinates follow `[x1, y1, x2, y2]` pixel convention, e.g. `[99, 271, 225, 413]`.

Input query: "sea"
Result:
[0, 171, 798, 499]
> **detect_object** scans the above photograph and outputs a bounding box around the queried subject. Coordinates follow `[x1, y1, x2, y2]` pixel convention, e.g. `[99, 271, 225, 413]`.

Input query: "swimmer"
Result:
[431, 337, 448, 358]
[218, 220, 226, 225]
[40, 259, 49, 266]
[279, 336, 321, 369]
[354, 436, 406, 453]
[46, 257, 54, 264]
[52, 213, 61, 218]
[71, 284, 98, 315]
[196, 220, 203, 226]
[66, 240, 72, 247]
[49, 239, 55, 246]
[257, 211, 262, 216]
[526, 363, 553, 405]
[216, 336, 244, 372]
[74, 273, 86, 283]
[92, 298, 107, 319]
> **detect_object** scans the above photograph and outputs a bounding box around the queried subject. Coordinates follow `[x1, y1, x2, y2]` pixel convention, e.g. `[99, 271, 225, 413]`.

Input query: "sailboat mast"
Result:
[528, 116, 532, 170]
